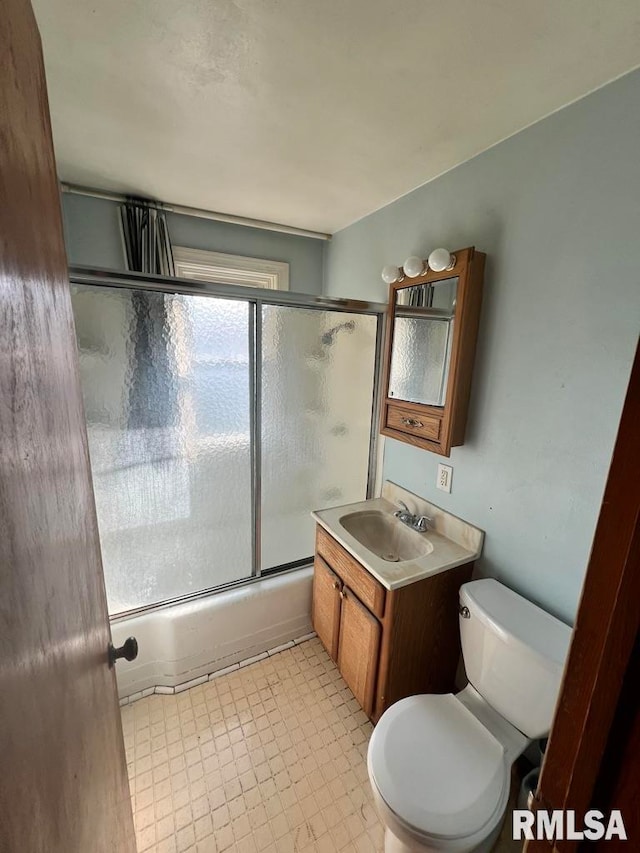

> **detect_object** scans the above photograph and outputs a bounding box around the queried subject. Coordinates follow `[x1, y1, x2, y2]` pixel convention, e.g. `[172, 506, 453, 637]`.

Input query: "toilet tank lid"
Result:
[460, 579, 572, 667]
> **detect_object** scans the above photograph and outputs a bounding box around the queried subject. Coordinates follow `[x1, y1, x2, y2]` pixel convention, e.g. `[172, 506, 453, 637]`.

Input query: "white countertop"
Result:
[311, 483, 484, 591]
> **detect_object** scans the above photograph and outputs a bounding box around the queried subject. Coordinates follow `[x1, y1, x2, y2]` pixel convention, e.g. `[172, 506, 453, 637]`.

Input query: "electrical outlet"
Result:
[437, 463, 453, 493]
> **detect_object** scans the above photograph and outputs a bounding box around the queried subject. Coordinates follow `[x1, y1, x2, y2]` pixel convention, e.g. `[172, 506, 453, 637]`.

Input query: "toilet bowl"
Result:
[370, 781, 506, 853]
[368, 690, 526, 852]
[367, 579, 572, 853]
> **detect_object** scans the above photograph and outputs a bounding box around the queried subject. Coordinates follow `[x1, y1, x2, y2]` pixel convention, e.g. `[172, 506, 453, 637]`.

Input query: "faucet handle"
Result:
[394, 500, 410, 518]
[415, 515, 432, 532]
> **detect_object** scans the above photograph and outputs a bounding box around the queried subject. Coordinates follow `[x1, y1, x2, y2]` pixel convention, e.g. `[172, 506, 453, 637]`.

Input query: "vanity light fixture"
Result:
[428, 247, 456, 272]
[380, 247, 456, 283]
[381, 264, 404, 285]
[402, 255, 427, 278]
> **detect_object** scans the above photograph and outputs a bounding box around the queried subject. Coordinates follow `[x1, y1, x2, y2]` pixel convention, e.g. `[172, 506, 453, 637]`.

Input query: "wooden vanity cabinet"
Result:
[312, 525, 474, 721]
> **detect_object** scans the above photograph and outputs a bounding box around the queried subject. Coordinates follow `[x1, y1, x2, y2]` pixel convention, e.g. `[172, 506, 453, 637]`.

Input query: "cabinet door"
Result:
[338, 588, 381, 717]
[312, 556, 342, 661]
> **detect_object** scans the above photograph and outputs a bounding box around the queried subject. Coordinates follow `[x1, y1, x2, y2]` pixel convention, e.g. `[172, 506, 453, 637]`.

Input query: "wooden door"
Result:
[524, 342, 640, 852]
[591, 634, 640, 850]
[312, 556, 342, 661]
[0, 3, 137, 852]
[338, 588, 382, 717]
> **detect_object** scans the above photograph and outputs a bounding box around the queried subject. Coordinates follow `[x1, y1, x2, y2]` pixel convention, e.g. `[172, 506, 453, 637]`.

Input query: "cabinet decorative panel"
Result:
[312, 556, 341, 661]
[338, 590, 381, 717]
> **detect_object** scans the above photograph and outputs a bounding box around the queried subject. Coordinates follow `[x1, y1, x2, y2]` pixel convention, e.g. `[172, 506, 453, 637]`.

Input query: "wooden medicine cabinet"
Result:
[380, 246, 485, 456]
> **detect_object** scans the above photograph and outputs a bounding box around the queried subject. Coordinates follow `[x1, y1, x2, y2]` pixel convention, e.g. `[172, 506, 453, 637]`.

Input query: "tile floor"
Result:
[122, 637, 522, 853]
[122, 638, 383, 853]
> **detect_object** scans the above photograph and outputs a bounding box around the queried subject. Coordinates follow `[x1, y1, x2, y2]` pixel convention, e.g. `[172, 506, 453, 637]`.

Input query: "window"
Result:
[172, 246, 289, 290]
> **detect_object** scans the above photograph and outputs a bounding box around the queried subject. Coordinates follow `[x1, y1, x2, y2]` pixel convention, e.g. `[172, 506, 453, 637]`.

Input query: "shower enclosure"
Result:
[70, 269, 385, 617]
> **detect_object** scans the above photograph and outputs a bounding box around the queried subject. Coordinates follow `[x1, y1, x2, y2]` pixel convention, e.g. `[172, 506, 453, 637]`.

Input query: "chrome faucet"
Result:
[394, 500, 432, 533]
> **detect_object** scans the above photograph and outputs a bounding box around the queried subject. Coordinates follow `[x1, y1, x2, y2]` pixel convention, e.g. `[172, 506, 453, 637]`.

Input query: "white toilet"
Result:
[367, 578, 572, 853]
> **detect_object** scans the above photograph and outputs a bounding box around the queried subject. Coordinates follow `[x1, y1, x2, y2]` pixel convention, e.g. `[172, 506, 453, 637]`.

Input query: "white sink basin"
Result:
[339, 509, 433, 563]
[312, 485, 484, 591]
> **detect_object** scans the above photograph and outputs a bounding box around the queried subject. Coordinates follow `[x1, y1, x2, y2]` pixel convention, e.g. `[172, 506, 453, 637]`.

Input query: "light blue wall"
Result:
[61, 194, 325, 294]
[324, 70, 640, 624]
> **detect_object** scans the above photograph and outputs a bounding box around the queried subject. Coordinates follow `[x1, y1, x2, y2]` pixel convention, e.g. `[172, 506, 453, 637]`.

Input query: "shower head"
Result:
[321, 320, 355, 346]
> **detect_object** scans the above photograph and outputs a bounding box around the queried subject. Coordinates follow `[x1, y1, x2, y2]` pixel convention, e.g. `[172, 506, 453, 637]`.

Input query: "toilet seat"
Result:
[368, 693, 509, 843]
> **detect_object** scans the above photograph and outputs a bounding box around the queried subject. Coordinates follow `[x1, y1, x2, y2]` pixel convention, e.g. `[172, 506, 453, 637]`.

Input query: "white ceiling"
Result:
[34, 0, 640, 234]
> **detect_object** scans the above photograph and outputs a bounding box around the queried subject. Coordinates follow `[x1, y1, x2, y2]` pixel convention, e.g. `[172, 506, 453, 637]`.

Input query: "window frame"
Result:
[172, 246, 290, 291]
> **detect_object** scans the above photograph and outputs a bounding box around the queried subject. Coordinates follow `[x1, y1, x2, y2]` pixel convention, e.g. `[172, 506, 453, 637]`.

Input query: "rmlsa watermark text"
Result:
[513, 810, 627, 842]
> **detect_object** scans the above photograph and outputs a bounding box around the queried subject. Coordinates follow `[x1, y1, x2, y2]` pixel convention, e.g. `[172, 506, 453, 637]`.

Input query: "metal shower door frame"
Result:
[70, 266, 386, 618]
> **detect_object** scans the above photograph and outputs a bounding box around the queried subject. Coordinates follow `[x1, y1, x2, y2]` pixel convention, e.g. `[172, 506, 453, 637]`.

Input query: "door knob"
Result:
[108, 636, 138, 667]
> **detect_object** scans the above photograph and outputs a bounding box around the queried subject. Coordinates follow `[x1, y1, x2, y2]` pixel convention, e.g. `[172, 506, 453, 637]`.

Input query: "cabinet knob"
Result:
[333, 580, 341, 590]
[402, 417, 423, 428]
[340, 589, 346, 600]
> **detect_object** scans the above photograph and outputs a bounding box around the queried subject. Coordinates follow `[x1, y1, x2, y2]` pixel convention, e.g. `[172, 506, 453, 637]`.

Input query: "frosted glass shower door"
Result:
[72, 285, 253, 614]
[261, 306, 378, 570]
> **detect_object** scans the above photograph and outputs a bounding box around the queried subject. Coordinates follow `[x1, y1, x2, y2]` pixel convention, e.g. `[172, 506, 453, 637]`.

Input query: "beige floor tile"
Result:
[122, 639, 522, 853]
[122, 639, 383, 852]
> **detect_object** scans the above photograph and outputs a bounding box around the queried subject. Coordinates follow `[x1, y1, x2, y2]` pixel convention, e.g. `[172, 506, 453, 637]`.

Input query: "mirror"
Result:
[388, 276, 458, 407]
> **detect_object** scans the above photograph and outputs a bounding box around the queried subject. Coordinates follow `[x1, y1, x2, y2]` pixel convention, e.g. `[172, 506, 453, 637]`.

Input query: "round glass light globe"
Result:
[381, 265, 401, 284]
[402, 256, 426, 278]
[428, 248, 453, 272]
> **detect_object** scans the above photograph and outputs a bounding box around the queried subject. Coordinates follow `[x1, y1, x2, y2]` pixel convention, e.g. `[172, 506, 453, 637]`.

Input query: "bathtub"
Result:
[111, 567, 313, 699]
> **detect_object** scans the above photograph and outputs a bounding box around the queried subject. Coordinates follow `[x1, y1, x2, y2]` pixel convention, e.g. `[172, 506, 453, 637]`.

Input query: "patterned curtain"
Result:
[119, 198, 175, 276]
[408, 283, 434, 308]
[120, 199, 177, 431]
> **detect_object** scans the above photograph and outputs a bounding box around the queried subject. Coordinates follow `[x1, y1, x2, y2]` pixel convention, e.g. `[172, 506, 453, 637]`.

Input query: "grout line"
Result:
[267, 640, 295, 656]
[239, 651, 268, 668]
[120, 632, 317, 705]
[208, 663, 240, 681]
[293, 631, 317, 644]
[173, 674, 208, 694]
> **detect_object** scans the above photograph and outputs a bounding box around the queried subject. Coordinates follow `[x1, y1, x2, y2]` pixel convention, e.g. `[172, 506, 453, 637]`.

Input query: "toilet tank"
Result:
[460, 579, 572, 739]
